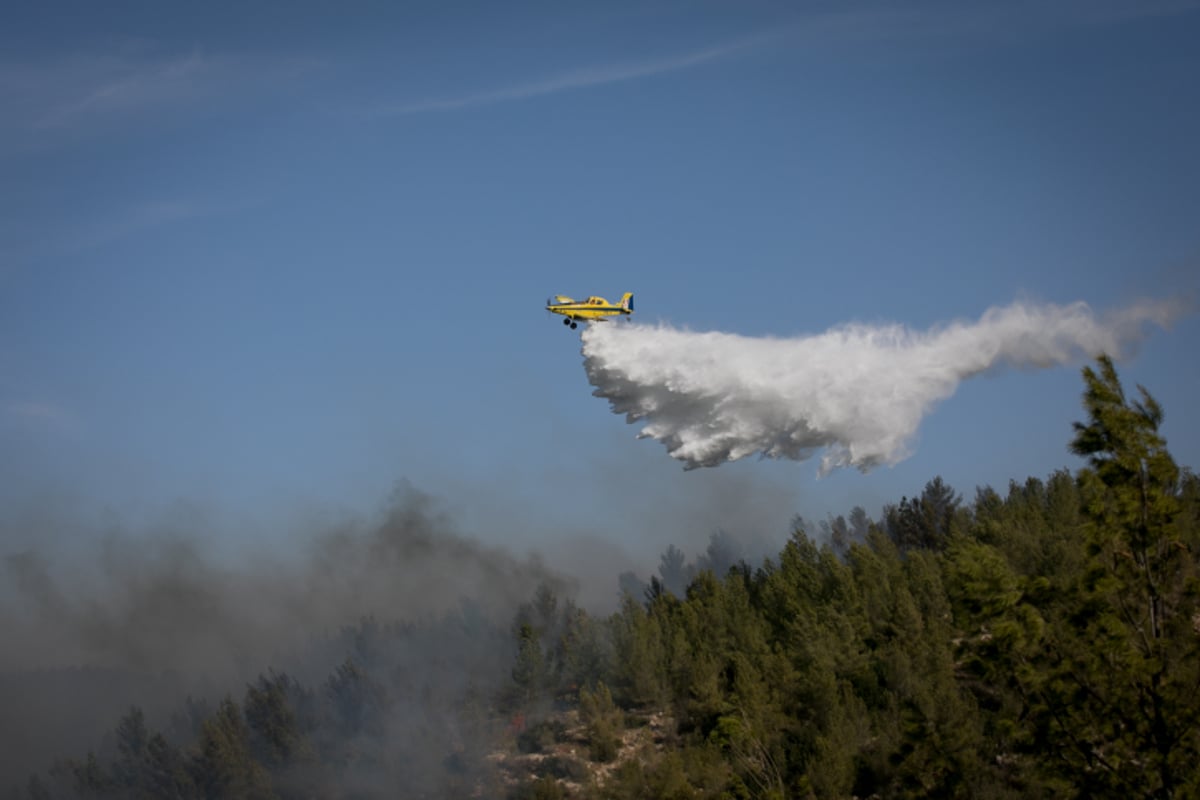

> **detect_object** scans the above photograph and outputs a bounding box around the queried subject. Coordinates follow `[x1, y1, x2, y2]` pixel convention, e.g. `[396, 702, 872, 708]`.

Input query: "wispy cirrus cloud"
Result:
[63, 200, 206, 251]
[371, 33, 774, 117]
[807, 0, 1200, 45]
[0, 196, 259, 278]
[4, 401, 76, 433]
[28, 51, 237, 131]
[367, 0, 1200, 119]
[0, 47, 318, 152]
[3, 50, 226, 135]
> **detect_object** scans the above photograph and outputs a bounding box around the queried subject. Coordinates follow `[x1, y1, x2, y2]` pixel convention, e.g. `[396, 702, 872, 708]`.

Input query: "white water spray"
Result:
[581, 299, 1183, 474]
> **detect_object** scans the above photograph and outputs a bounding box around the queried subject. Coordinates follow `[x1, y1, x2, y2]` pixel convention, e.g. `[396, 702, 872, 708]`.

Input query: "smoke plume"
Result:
[0, 484, 571, 786]
[582, 299, 1185, 473]
[0, 485, 565, 679]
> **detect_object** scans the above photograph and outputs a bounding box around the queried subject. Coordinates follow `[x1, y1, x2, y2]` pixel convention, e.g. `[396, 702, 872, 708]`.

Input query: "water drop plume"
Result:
[581, 298, 1185, 473]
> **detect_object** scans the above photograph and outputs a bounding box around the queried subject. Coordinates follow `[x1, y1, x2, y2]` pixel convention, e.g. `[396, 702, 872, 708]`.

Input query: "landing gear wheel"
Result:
[570, 322, 578, 329]
[563, 318, 571, 326]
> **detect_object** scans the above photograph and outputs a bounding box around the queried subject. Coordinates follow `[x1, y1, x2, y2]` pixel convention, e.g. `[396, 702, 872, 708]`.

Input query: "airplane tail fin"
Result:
[621, 292, 634, 312]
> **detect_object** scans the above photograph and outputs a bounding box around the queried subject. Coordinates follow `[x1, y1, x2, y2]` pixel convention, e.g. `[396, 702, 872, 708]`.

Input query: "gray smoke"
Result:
[582, 298, 1186, 473]
[1, 485, 565, 677]
[0, 483, 571, 786]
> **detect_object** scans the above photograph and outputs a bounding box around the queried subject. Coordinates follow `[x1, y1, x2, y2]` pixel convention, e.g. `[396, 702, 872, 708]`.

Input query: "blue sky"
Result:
[3, 1, 1199, 566]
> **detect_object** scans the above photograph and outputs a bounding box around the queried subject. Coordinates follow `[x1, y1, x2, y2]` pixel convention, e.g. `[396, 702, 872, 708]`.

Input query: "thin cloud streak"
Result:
[0, 48, 321, 153]
[374, 33, 772, 116]
[368, 0, 1200, 118]
[0, 196, 260, 276]
[31, 51, 232, 131]
[1, 50, 242, 135]
[70, 200, 204, 250]
[4, 402, 76, 432]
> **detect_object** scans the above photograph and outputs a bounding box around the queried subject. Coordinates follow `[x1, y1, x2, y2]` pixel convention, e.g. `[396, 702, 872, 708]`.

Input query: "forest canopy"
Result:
[8, 356, 1199, 799]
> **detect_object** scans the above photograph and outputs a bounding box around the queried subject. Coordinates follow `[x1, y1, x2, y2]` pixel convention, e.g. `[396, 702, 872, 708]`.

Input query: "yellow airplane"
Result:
[545, 293, 634, 329]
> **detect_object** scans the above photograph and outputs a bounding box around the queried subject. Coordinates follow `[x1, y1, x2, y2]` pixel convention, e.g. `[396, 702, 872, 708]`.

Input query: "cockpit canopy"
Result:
[546, 295, 611, 307]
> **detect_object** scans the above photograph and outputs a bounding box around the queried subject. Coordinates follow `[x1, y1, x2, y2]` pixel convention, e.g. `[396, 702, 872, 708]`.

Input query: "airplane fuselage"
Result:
[546, 293, 633, 329]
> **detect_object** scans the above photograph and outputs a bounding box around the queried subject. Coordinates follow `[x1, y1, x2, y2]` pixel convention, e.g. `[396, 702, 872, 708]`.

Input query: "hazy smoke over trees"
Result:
[0, 485, 571, 786]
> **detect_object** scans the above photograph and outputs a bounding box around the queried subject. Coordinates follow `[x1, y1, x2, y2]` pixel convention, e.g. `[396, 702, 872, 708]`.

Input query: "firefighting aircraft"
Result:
[545, 292, 634, 329]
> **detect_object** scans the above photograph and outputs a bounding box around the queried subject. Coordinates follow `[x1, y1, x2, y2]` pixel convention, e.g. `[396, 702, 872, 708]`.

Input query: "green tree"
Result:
[1037, 355, 1200, 797]
[579, 682, 623, 762]
[886, 476, 963, 552]
[609, 592, 669, 708]
[142, 733, 199, 799]
[757, 529, 867, 796]
[659, 545, 693, 597]
[192, 697, 274, 799]
[62, 752, 113, 797]
[695, 530, 745, 577]
[112, 706, 150, 790]
[325, 658, 388, 739]
[559, 605, 611, 696]
[244, 671, 313, 772]
[107, 707, 199, 799]
[511, 623, 549, 707]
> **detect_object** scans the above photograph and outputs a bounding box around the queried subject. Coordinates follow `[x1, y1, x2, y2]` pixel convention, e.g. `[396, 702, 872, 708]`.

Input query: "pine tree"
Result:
[609, 592, 670, 708]
[244, 671, 313, 770]
[658, 544, 693, 597]
[1043, 355, 1200, 797]
[579, 682, 623, 762]
[511, 623, 548, 707]
[192, 697, 274, 799]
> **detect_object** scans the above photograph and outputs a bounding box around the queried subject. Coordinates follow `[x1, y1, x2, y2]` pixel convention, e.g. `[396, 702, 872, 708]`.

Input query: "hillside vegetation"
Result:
[14, 356, 1200, 799]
